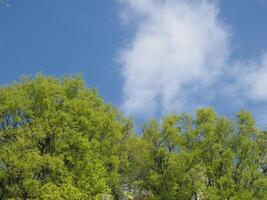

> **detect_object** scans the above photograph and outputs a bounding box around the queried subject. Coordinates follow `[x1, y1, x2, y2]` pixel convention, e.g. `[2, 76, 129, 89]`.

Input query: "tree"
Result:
[0, 75, 266, 199]
[124, 108, 267, 200]
[0, 75, 128, 199]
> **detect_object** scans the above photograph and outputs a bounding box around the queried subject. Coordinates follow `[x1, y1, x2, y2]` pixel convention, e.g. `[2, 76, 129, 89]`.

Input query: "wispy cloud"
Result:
[118, 0, 229, 117]
[231, 53, 267, 102]
[258, 0, 267, 4]
[117, 0, 267, 120]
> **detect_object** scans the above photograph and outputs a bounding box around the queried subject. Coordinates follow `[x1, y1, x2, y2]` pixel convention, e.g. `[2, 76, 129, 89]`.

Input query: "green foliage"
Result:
[124, 108, 267, 200]
[0, 75, 266, 200]
[0, 75, 128, 199]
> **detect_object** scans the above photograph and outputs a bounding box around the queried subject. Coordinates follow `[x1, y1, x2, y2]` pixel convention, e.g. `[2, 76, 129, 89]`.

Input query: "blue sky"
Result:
[1, 0, 267, 125]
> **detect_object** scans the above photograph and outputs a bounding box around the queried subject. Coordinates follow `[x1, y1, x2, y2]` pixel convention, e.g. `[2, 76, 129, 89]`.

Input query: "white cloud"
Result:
[118, 0, 230, 117]
[117, 0, 267, 121]
[258, 0, 267, 4]
[232, 53, 267, 102]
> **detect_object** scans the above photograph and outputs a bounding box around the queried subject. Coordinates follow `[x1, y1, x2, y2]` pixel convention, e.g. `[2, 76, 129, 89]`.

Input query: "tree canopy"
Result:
[0, 75, 266, 199]
[124, 109, 267, 199]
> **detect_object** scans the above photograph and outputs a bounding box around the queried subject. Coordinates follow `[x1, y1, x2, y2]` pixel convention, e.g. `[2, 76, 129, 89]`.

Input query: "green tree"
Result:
[0, 75, 266, 200]
[125, 108, 267, 200]
[0, 75, 128, 199]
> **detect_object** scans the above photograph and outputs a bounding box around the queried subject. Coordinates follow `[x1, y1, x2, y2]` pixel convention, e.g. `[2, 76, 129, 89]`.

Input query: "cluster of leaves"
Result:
[0, 75, 266, 199]
[0, 75, 131, 199]
[124, 109, 267, 199]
